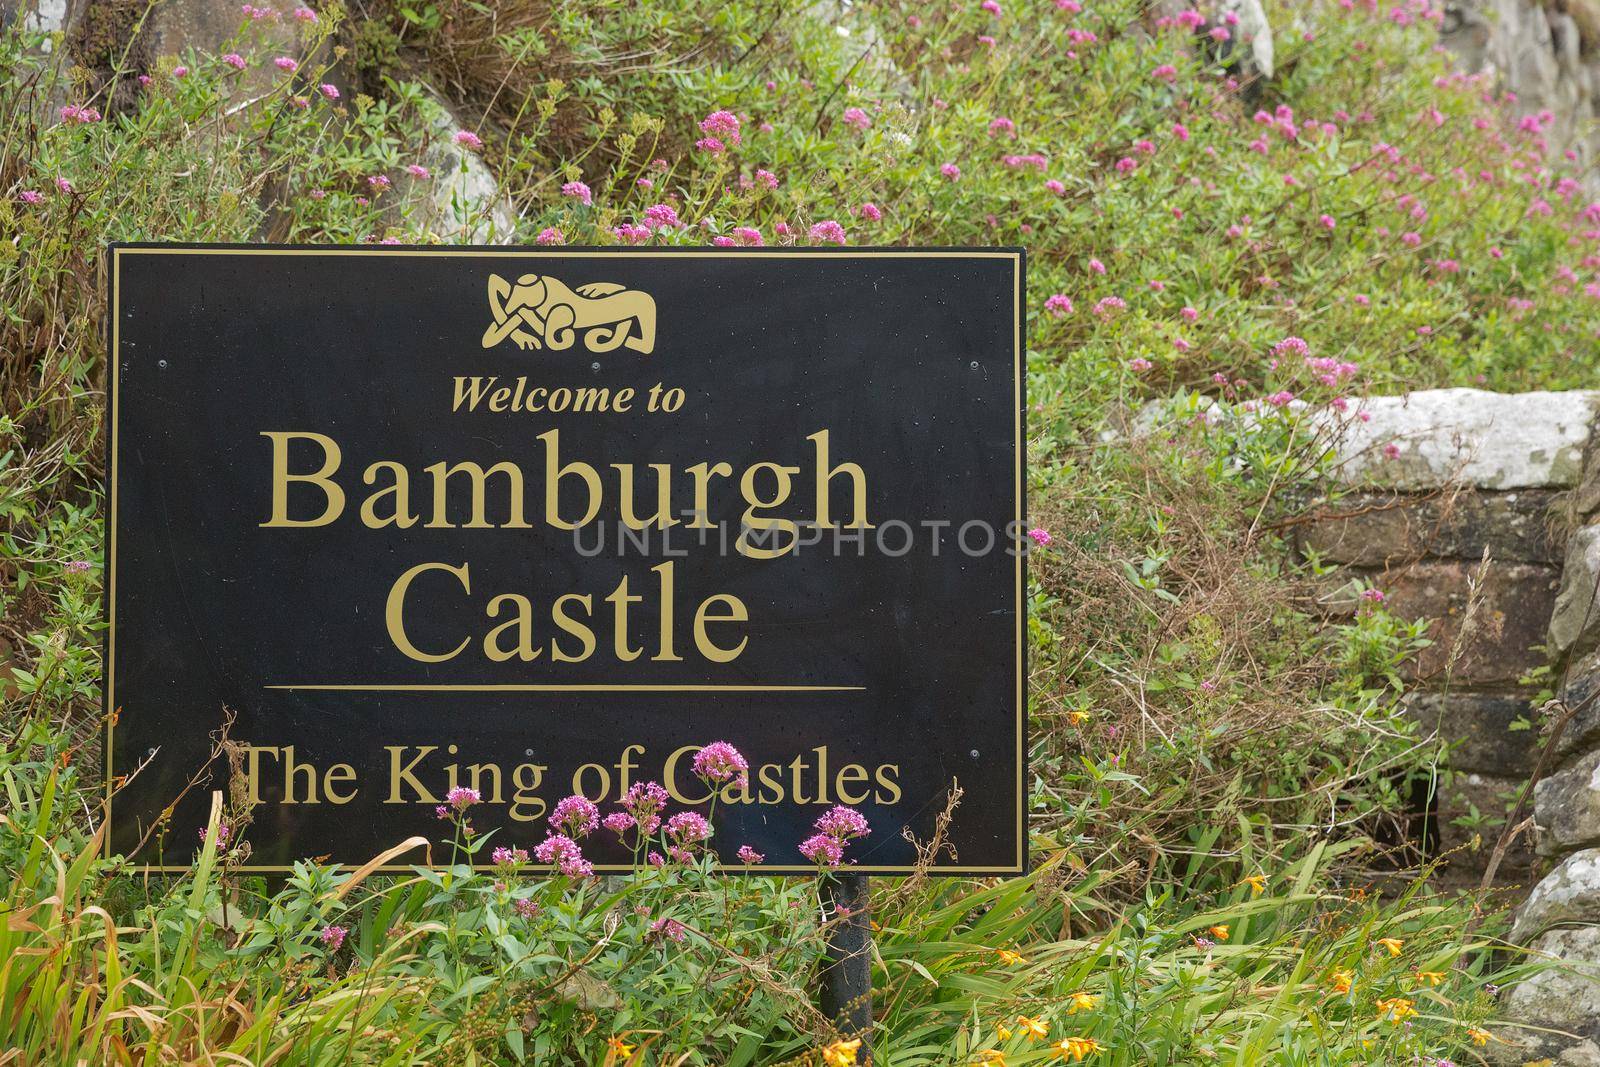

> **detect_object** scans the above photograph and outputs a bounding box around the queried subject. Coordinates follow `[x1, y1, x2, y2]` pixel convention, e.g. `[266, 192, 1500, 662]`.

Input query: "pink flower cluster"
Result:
[798, 805, 871, 867]
[692, 741, 750, 788]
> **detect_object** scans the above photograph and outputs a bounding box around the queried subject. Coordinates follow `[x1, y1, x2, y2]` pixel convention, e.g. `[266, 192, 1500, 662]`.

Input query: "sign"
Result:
[105, 245, 1027, 875]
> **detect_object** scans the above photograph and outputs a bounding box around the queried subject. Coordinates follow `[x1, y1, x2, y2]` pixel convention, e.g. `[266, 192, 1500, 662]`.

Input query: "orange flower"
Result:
[1328, 969, 1353, 995]
[606, 1036, 635, 1059]
[1241, 874, 1266, 895]
[1016, 1015, 1049, 1040]
[1056, 1036, 1104, 1061]
[1374, 937, 1404, 957]
[996, 948, 1026, 966]
[821, 1038, 862, 1066]
[1413, 970, 1446, 987]
[1066, 990, 1099, 1013]
[1208, 924, 1230, 941]
[1375, 997, 1416, 1024]
[1466, 1026, 1493, 1047]
[1068, 710, 1090, 725]
[975, 1052, 1008, 1066]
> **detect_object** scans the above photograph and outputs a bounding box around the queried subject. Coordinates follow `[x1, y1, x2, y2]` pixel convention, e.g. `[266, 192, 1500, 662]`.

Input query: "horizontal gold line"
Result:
[264, 683, 863, 693]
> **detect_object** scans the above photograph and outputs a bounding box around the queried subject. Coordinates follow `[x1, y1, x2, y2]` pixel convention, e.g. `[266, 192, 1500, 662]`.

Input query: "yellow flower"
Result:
[606, 1036, 635, 1059]
[821, 1038, 862, 1067]
[1068, 710, 1091, 725]
[997, 1023, 1013, 1041]
[996, 948, 1026, 966]
[1056, 1036, 1104, 1061]
[1466, 1026, 1493, 1047]
[1328, 969, 1353, 995]
[1374, 937, 1404, 957]
[1413, 970, 1446, 986]
[1066, 990, 1100, 1014]
[1208, 924, 1230, 941]
[1241, 874, 1266, 895]
[1016, 1015, 1049, 1040]
[976, 1052, 1008, 1066]
[1375, 997, 1416, 1024]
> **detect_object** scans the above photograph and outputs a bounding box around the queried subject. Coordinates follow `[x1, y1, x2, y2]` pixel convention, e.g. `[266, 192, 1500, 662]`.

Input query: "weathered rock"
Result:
[144, 0, 303, 96]
[408, 90, 518, 244]
[1370, 561, 1560, 684]
[1512, 847, 1600, 942]
[1436, 771, 1534, 872]
[1404, 691, 1540, 775]
[1494, 927, 1600, 1063]
[1535, 746, 1600, 854]
[1219, 0, 1274, 80]
[1550, 526, 1600, 658]
[1333, 389, 1600, 491]
[1558, 646, 1600, 760]
[1301, 489, 1562, 566]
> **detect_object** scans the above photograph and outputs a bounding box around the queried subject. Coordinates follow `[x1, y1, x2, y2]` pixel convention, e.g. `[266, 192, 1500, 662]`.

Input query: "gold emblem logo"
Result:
[481, 273, 657, 354]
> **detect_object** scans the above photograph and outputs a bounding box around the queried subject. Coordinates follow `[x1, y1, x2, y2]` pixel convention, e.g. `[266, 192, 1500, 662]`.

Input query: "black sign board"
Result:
[106, 246, 1026, 875]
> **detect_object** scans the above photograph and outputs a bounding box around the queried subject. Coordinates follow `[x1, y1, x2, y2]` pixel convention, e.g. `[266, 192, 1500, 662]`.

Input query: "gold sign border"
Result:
[105, 245, 1027, 876]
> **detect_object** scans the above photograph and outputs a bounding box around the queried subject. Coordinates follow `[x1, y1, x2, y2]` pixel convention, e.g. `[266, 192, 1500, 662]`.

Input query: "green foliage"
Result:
[1, 0, 1584, 1060]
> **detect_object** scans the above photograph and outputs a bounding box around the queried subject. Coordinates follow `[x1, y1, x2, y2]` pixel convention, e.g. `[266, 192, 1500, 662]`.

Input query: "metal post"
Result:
[820, 873, 873, 1058]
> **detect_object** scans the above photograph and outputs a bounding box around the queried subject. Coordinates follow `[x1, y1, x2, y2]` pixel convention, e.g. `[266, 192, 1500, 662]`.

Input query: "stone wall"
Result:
[1309, 389, 1599, 882]
[1306, 388, 1600, 1063]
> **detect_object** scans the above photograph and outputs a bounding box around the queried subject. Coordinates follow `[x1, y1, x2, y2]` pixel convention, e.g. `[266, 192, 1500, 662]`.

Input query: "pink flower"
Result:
[318, 924, 347, 950]
[1152, 63, 1177, 80]
[199, 823, 231, 845]
[859, 202, 882, 221]
[55, 177, 73, 195]
[1180, 305, 1198, 321]
[273, 56, 298, 72]
[1044, 293, 1073, 317]
[753, 168, 778, 189]
[940, 162, 961, 181]
[173, 65, 190, 78]
[491, 845, 529, 866]
[1401, 231, 1421, 247]
[737, 845, 765, 864]
[454, 130, 483, 149]
[692, 741, 750, 787]
[1271, 336, 1309, 358]
[535, 227, 564, 245]
[815, 806, 870, 840]
[842, 106, 871, 130]
[799, 833, 845, 866]
[319, 83, 338, 99]
[1114, 156, 1136, 173]
[666, 811, 713, 846]
[699, 109, 741, 145]
[1045, 179, 1065, 195]
[1172, 122, 1190, 141]
[406, 164, 430, 179]
[643, 203, 680, 230]
[18, 190, 42, 205]
[1361, 588, 1386, 602]
[1382, 443, 1401, 459]
[550, 795, 600, 838]
[732, 226, 764, 246]
[695, 136, 726, 154]
[222, 53, 245, 69]
[1028, 527, 1052, 546]
[989, 116, 1016, 137]
[513, 897, 539, 919]
[981, 0, 1002, 14]
[1318, 214, 1336, 230]
[1128, 357, 1153, 372]
[293, 6, 317, 20]
[446, 785, 480, 811]
[534, 833, 593, 877]
[58, 104, 102, 124]
[561, 180, 593, 206]
[614, 223, 650, 244]
[649, 916, 688, 942]
[809, 219, 846, 245]
[1093, 296, 1126, 318]
[367, 174, 390, 189]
